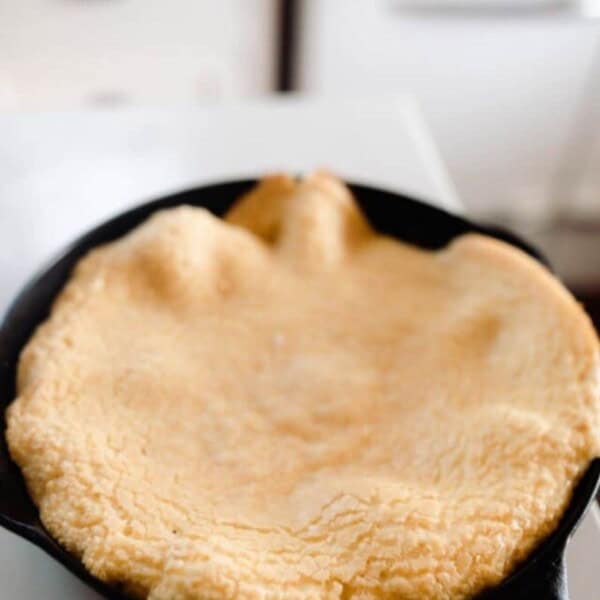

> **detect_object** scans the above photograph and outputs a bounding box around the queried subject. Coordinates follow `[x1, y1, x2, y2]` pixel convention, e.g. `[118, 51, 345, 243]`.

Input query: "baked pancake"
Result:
[6, 173, 600, 599]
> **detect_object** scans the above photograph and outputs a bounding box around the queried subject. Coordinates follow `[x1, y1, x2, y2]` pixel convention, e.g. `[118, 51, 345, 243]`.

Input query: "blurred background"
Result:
[1, 0, 599, 324]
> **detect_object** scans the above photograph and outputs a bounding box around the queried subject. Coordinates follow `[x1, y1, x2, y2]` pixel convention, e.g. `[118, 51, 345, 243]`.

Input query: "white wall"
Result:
[0, 0, 276, 109]
[297, 0, 600, 216]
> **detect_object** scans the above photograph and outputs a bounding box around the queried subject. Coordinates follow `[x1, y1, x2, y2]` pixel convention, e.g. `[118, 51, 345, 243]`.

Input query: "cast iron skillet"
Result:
[0, 180, 598, 600]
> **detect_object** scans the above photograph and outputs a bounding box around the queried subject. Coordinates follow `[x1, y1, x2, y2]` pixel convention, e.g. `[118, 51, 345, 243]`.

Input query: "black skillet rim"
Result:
[0, 178, 598, 600]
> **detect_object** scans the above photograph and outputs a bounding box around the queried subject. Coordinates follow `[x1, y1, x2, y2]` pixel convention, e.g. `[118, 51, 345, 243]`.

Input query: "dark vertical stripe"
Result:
[276, 0, 298, 92]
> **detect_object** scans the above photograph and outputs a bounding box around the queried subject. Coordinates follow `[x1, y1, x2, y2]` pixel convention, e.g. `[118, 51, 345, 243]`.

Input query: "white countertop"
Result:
[0, 97, 596, 599]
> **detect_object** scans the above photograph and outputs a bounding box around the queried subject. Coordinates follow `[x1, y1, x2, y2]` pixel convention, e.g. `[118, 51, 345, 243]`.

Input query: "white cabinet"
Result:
[0, 0, 276, 109]
[296, 0, 600, 216]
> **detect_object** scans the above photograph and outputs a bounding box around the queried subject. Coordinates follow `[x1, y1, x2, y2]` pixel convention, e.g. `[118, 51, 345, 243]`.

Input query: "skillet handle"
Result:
[537, 553, 568, 600]
[510, 551, 568, 600]
[481, 548, 569, 600]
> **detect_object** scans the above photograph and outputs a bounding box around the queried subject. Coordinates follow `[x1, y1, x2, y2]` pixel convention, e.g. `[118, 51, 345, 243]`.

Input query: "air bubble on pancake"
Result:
[225, 174, 296, 244]
[226, 172, 372, 269]
[276, 172, 372, 269]
[103, 206, 270, 304]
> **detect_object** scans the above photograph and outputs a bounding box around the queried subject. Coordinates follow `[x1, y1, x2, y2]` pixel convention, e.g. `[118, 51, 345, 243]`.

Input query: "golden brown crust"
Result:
[6, 173, 600, 599]
[226, 174, 296, 243]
